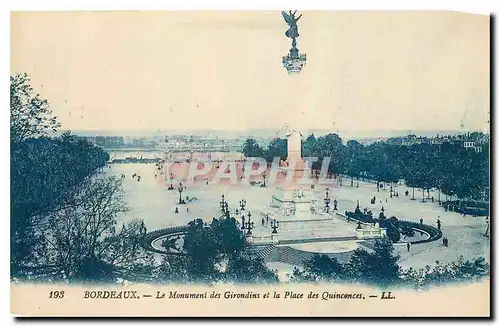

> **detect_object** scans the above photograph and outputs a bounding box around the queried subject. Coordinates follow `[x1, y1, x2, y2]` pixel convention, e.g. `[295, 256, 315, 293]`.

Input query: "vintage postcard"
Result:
[10, 10, 490, 317]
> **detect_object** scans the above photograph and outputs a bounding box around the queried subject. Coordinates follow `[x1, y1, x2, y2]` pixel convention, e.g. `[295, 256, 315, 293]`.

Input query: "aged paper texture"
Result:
[10, 11, 490, 317]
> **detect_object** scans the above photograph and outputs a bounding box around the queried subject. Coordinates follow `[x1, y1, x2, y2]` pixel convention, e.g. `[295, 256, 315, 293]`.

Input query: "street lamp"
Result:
[262, 171, 267, 187]
[245, 211, 254, 235]
[220, 194, 225, 211]
[271, 219, 279, 234]
[241, 215, 246, 230]
[177, 183, 185, 204]
[239, 199, 247, 211]
[324, 188, 331, 213]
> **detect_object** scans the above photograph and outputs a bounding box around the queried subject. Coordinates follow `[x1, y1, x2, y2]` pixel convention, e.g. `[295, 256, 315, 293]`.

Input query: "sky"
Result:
[10, 11, 490, 133]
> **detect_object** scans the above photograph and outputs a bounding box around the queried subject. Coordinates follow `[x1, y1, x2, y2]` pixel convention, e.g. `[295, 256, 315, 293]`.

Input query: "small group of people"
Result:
[174, 206, 189, 214]
[131, 173, 141, 182]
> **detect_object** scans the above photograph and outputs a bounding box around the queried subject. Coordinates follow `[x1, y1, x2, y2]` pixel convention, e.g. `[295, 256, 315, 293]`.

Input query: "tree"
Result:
[10, 73, 145, 282]
[344, 237, 401, 287]
[265, 138, 287, 163]
[302, 254, 343, 282]
[11, 135, 109, 276]
[10, 73, 60, 145]
[224, 255, 279, 284]
[182, 219, 222, 281]
[160, 217, 278, 284]
[34, 176, 155, 283]
[242, 139, 264, 158]
[344, 140, 364, 186]
[401, 256, 489, 290]
[314, 134, 344, 173]
[302, 134, 317, 158]
[379, 220, 401, 243]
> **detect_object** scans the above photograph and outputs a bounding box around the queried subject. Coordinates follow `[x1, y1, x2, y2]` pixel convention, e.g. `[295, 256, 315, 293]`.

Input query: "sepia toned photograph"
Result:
[10, 10, 490, 317]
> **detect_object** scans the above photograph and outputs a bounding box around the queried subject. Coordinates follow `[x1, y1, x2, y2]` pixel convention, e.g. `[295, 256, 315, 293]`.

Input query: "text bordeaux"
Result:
[83, 290, 140, 299]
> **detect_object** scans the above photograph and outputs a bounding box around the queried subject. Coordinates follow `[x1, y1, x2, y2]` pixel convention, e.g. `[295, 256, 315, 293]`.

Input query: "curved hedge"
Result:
[140, 225, 189, 255]
[344, 211, 442, 245]
[394, 219, 442, 245]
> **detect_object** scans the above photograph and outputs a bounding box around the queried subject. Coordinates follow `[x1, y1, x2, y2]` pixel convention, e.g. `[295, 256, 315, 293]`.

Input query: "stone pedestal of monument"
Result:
[268, 130, 329, 226]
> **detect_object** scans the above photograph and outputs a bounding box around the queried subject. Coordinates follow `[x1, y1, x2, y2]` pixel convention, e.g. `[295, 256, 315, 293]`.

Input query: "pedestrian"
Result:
[420, 218, 423, 225]
[186, 207, 189, 213]
[431, 196, 434, 203]
[407, 242, 411, 252]
[262, 218, 265, 225]
[437, 218, 441, 230]
[175, 207, 179, 214]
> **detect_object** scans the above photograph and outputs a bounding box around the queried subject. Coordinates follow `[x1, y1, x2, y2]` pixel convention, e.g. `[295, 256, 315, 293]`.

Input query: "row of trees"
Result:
[291, 238, 489, 290]
[242, 133, 489, 202]
[11, 73, 154, 282]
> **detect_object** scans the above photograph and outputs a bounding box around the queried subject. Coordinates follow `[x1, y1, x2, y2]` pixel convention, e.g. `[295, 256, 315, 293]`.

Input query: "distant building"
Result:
[463, 141, 483, 153]
[400, 134, 429, 146]
[384, 132, 489, 151]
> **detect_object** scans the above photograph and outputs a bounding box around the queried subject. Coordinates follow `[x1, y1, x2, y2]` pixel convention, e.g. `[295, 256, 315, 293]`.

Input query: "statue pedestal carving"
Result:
[282, 53, 306, 74]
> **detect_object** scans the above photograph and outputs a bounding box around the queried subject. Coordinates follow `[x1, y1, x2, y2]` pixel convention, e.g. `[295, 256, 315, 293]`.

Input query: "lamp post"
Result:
[239, 199, 247, 211]
[262, 171, 267, 187]
[241, 215, 246, 230]
[245, 211, 254, 235]
[271, 219, 279, 234]
[220, 194, 226, 212]
[324, 188, 331, 213]
[177, 183, 185, 204]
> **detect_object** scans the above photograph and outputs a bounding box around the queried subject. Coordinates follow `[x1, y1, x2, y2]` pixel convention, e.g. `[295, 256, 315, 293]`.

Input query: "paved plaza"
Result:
[110, 163, 490, 271]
